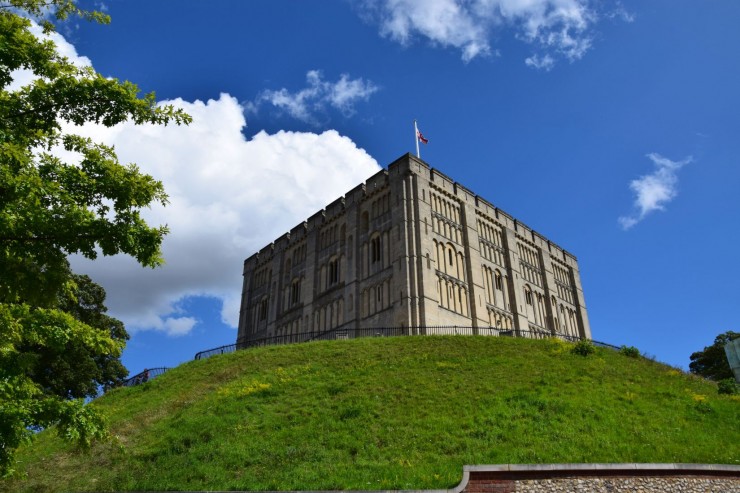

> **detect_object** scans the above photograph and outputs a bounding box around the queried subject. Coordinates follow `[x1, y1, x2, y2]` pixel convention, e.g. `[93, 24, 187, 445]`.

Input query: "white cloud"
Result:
[7, 21, 92, 91]
[618, 153, 692, 230]
[606, 2, 635, 23]
[67, 95, 382, 335]
[362, 0, 606, 67]
[10, 28, 382, 337]
[373, 0, 491, 62]
[162, 317, 198, 337]
[250, 70, 379, 124]
[525, 53, 555, 70]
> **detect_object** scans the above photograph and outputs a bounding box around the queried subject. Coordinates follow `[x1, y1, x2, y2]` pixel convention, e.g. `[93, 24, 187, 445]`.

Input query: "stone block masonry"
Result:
[223, 463, 739, 492]
[238, 153, 591, 345]
[458, 464, 740, 493]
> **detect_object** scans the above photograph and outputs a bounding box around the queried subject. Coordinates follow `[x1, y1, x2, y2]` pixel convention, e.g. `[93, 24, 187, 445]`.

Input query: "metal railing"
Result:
[194, 325, 619, 361]
[121, 367, 170, 387]
[115, 328, 621, 392]
[193, 343, 240, 361]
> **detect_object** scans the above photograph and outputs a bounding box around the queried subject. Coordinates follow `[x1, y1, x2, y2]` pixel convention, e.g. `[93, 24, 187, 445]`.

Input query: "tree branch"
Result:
[0, 233, 100, 242]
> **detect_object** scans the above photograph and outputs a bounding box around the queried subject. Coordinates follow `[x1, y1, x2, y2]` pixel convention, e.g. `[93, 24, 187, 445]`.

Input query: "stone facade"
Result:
[459, 464, 740, 493]
[725, 338, 740, 383]
[238, 153, 591, 344]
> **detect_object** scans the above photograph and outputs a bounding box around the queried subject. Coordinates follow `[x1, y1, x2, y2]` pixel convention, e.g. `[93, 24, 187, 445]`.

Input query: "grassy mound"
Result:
[3, 336, 739, 491]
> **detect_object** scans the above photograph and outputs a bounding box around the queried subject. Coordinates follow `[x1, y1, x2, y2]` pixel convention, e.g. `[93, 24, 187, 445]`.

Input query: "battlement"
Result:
[239, 153, 590, 344]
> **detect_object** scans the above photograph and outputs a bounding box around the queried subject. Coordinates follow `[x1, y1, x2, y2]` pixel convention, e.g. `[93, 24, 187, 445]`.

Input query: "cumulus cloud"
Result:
[372, 0, 492, 61]
[249, 70, 379, 124]
[618, 153, 692, 230]
[361, 0, 605, 67]
[7, 21, 92, 91]
[66, 95, 381, 335]
[11, 27, 382, 337]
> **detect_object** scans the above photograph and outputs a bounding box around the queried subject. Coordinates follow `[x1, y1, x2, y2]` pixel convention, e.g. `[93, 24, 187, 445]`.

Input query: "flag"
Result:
[414, 120, 428, 159]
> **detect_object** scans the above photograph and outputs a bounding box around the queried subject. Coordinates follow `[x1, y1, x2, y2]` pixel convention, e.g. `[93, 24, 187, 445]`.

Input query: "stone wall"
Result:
[458, 464, 740, 493]
[237, 153, 592, 344]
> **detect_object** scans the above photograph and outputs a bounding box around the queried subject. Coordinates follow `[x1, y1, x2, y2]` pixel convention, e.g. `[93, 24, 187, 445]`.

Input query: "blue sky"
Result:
[35, 0, 740, 375]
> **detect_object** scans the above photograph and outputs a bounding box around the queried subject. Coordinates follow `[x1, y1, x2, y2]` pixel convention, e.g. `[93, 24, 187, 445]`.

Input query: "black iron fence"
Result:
[119, 327, 621, 390]
[193, 325, 620, 361]
[121, 367, 170, 387]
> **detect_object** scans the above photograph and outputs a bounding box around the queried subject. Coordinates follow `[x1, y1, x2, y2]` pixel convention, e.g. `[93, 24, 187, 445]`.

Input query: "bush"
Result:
[571, 340, 595, 356]
[619, 345, 641, 358]
[717, 378, 739, 395]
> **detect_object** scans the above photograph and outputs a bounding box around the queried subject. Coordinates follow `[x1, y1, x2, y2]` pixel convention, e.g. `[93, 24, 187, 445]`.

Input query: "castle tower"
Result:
[237, 153, 591, 344]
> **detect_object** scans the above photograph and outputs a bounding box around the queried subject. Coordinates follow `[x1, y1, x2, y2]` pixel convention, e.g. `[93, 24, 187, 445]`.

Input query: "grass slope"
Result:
[4, 336, 739, 491]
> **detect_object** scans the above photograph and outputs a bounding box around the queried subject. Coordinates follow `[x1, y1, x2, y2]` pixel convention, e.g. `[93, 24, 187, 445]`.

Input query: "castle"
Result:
[237, 153, 590, 344]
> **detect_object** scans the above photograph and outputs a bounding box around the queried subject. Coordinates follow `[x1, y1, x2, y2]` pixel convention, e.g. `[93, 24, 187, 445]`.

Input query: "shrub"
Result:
[619, 345, 641, 358]
[571, 340, 595, 356]
[717, 378, 739, 395]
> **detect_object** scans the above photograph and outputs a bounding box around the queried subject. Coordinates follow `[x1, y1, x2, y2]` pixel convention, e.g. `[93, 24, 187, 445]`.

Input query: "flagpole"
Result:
[414, 119, 420, 159]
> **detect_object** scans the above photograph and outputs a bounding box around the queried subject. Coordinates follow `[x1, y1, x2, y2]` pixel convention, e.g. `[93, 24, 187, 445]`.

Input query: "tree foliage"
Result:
[689, 331, 740, 381]
[25, 271, 130, 399]
[0, 0, 190, 476]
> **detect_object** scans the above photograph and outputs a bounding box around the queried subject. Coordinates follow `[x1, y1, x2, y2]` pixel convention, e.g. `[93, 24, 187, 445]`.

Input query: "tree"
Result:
[0, 0, 190, 475]
[22, 270, 130, 399]
[689, 331, 740, 381]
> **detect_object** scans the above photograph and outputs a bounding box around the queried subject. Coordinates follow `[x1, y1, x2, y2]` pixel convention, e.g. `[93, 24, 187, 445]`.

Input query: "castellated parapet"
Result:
[237, 153, 591, 343]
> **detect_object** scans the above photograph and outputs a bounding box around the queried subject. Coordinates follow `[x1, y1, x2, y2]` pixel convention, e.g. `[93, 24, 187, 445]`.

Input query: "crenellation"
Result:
[306, 210, 325, 230]
[238, 153, 591, 343]
[497, 209, 514, 228]
[364, 169, 389, 194]
[324, 196, 345, 218]
[289, 221, 308, 241]
[345, 183, 365, 205]
[429, 167, 456, 192]
[274, 232, 290, 251]
[454, 182, 476, 203]
[256, 244, 273, 263]
[475, 195, 496, 215]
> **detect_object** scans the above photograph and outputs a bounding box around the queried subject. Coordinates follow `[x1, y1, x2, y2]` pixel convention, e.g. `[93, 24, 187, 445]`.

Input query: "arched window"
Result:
[259, 297, 269, 321]
[361, 211, 369, 233]
[328, 256, 340, 286]
[290, 278, 302, 305]
[370, 234, 381, 264]
[483, 266, 493, 303]
[435, 240, 444, 269]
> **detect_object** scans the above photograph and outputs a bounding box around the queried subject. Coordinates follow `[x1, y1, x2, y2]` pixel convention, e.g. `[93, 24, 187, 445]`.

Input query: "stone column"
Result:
[569, 260, 592, 339]
[303, 219, 319, 331]
[503, 227, 529, 334]
[460, 201, 489, 330]
[539, 248, 557, 334]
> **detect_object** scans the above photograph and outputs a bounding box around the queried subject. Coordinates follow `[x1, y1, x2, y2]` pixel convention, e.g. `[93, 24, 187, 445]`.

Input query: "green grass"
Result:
[4, 336, 739, 492]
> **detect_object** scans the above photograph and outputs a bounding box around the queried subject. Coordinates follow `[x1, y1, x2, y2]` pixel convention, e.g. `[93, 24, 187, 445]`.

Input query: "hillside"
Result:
[4, 336, 739, 492]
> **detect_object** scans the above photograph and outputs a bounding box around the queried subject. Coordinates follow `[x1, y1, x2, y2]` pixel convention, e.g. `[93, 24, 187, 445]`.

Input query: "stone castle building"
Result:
[237, 153, 591, 344]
